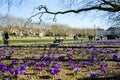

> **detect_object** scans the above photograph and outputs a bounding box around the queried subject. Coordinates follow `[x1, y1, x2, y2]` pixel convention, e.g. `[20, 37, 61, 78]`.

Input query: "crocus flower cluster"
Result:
[20, 64, 29, 70]
[34, 66, 42, 72]
[0, 40, 120, 80]
[50, 63, 61, 75]
[73, 67, 81, 73]
[15, 69, 26, 75]
[90, 71, 100, 78]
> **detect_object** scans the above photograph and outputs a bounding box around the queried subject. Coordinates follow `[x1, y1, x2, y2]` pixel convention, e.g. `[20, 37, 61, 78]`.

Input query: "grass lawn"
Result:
[0, 40, 120, 80]
[0, 46, 120, 80]
[0, 37, 89, 45]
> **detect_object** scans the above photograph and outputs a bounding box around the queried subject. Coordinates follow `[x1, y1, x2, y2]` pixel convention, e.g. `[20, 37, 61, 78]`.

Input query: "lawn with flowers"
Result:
[0, 40, 120, 80]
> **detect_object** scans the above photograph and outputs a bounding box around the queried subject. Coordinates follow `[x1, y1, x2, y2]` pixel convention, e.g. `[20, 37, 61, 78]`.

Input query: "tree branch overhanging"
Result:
[28, 0, 120, 26]
[28, 4, 120, 22]
[101, 0, 119, 8]
[38, 5, 120, 15]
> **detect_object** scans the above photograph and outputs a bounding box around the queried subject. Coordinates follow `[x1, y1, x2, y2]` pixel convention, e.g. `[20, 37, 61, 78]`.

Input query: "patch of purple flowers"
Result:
[73, 67, 81, 73]
[90, 71, 100, 78]
[49, 69, 60, 75]
[112, 55, 118, 61]
[20, 64, 29, 70]
[34, 66, 42, 72]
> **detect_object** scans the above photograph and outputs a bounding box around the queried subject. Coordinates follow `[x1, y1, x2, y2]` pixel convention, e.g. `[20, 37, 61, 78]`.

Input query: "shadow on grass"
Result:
[76, 73, 120, 80]
[66, 73, 74, 76]
[39, 75, 52, 79]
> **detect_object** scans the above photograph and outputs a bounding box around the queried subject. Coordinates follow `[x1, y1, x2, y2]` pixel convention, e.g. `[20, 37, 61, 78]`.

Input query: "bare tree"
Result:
[0, 0, 119, 25]
[0, 0, 24, 13]
[29, 0, 120, 26]
[0, 14, 26, 27]
[0, 0, 26, 28]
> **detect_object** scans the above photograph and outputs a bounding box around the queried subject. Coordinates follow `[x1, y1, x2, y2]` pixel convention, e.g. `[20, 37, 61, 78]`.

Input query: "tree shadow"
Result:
[76, 73, 120, 80]
[39, 75, 52, 79]
[66, 73, 74, 76]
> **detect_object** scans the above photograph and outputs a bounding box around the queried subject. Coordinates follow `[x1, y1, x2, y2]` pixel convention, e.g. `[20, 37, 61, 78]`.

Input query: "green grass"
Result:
[0, 37, 89, 44]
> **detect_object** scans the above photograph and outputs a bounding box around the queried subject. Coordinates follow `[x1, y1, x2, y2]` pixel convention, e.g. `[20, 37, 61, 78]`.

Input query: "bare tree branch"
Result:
[30, 4, 119, 18]
[101, 0, 119, 8]
[28, 0, 120, 25]
[41, 6, 119, 15]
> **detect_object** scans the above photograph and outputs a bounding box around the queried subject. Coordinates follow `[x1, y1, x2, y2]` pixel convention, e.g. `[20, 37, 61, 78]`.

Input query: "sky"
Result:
[0, 0, 110, 29]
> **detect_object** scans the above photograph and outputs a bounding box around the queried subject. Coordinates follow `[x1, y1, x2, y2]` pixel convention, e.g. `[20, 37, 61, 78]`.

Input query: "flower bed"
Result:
[0, 40, 120, 80]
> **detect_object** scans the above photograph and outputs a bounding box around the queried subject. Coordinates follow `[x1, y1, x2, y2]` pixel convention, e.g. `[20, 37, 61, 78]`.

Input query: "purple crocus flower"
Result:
[20, 64, 29, 70]
[47, 55, 54, 61]
[82, 61, 91, 66]
[15, 69, 26, 75]
[48, 55, 54, 59]
[8, 78, 12, 80]
[2, 71, 4, 76]
[90, 57, 98, 62]
[34, 66, 42, 72]
[78, 50, 82, 54]
[117, 62, 120, 67]
[90, 71, 100, 78]
[0, 58, 4, 61]
[100, 63, 108, 68]
[99, 56, 106, 62]
[112, 55, 118, 60]
[8, 68, 14, 74]
[69, 61, 74, 67]
[73, 67, 81, 73]
[0, 63, 6, 69]
[105, 48, 111, 53]
[11, 60, 17, 66]
[72, 50, 76, 54]
[54, 64, 61, 69]
[1, 66, 7, 72]
[29, 61, 36, 65]
[100, 48, 104, 53]
[20, 70, 26, 75]
[15, 69, 21, 74]
[86, 49, 91, 54]
[74, 64, 79, 67]
[49, 69, 60, 75]
[100, 68, 106, 74]
[23, 59, 28, 63]
[58, 56, 65, 61]
[5, 55, 11, 59]
[40, 55, 46, 61]
[2, 78, 6, 80]
[112, 49, 119, 53]
[41, 62, 47, 67]
[54, 69, 60, 73]
[67, 51, 73, 57]
[55, 78, 62, 80]
[49, 69, 56, 75]
[17, 58, 20, 62]
[27, 75, 32, 79]
[58, 51, 62, 54]
[68, 56, 72, 60]
[93, 48, 99, 56]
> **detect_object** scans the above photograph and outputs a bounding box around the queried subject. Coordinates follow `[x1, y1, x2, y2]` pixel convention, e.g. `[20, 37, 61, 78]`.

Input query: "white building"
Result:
[105, 27, 120, 36]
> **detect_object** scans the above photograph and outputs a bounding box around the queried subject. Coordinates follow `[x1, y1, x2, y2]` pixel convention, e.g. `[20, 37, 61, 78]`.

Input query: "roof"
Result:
[106, 27, 120, 31]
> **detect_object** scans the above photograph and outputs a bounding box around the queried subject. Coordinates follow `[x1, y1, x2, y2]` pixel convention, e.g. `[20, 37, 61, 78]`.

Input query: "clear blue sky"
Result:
[0, 0, 109, 29]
